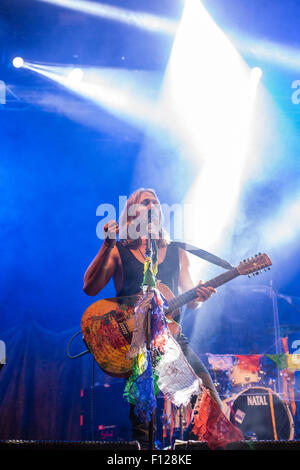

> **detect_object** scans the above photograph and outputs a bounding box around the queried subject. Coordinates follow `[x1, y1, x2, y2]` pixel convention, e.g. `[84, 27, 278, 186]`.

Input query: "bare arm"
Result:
[178, 248, 215, 309]
[83, 243, 119, 296]
[83, 220, 120, 296]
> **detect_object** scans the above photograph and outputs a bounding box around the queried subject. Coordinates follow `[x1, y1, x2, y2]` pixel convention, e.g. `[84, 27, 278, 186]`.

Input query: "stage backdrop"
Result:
[0, 320, 114, 441]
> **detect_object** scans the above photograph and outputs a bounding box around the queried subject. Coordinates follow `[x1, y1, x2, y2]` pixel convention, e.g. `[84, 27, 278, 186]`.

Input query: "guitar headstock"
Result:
[237, 253, 272, 277]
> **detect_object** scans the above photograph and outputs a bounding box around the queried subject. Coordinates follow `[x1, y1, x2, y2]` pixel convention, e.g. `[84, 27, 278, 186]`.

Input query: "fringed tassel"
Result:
[126, 291, 154, 360]
[124, 238, 205, 425]
[154, 334, 202, 407]
[124, 286, 169, 421]
[170, 404, 174, 447]
[189, 387, 244, 449]
[124, 350, 157, 423]
[163, 395, 167, 448]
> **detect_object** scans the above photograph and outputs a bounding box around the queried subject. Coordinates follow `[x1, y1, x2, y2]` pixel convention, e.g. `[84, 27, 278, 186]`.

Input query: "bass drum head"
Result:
[229, 387, 294, 441]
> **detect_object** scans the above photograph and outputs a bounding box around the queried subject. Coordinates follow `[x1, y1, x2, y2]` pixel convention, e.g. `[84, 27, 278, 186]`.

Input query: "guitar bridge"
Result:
[115, 311, 132, 344]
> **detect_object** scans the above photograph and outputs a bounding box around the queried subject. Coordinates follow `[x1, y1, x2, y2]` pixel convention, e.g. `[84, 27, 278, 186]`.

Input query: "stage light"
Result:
[12, 57, 24, 68]
[67, 68, 84, 84]
[251, 66, 263, 83]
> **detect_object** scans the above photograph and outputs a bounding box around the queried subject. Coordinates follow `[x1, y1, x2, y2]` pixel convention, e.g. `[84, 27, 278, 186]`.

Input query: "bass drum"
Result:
[227, 387, 294, 441]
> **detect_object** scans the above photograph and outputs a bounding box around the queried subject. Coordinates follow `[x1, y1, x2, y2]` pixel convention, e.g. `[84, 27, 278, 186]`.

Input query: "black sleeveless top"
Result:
[116, 241, 180, 297]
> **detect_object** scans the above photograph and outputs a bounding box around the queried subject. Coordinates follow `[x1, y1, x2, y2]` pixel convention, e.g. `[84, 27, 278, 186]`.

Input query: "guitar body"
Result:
[81, 283, 180, 378]
[81, 253, 272, 378]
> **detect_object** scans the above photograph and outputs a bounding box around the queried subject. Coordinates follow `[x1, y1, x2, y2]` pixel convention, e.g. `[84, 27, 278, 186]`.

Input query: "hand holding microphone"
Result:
[103, 220, 119, 247]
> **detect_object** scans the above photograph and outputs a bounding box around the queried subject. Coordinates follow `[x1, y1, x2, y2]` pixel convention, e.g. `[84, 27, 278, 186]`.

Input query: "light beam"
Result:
[36, 0, 178, 35]
[159, 0, 262, 271]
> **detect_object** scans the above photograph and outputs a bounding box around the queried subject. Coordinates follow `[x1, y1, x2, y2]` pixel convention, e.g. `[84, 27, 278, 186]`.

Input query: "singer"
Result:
[83, 188, 222, 449]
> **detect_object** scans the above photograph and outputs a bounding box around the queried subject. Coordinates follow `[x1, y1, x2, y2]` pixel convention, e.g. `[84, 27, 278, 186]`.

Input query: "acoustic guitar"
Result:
[81, 253, 272, 378]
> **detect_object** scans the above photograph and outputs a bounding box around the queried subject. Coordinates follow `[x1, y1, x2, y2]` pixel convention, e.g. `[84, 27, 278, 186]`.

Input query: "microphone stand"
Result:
[145, 211, 155, 451]
[146, 291, 154, 450]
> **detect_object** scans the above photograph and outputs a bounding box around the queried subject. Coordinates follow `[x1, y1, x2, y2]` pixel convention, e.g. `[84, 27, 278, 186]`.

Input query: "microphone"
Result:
[147, 208, 153, 243]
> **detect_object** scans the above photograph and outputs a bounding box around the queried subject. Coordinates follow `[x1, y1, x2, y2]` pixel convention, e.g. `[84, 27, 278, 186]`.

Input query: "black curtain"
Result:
[0, 320, 99, 441]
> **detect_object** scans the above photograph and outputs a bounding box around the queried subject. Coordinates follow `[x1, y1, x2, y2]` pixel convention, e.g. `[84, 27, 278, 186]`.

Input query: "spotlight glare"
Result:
[251, 66, 263, 82]
[67, 68, 84, 84]
[12, 57, 24, 68]
[162, 0, 258, 258]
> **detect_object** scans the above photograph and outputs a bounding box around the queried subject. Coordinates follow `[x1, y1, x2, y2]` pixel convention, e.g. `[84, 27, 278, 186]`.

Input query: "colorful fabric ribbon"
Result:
[126, 291, 154, 361]
[124, 238, 203, 421]
[123, 349, 157, 422]
[266, 354, 288, 370]
[124, 238, 169, 422]
[286, 354, 300, 371]
[267, 353, 300, 371]
[236, 355, 261, 373]
[142, 239, 158, 288]
[189, 388, 244, 449]
[124, 288, 169, 422]
[207, 354, 234, 371]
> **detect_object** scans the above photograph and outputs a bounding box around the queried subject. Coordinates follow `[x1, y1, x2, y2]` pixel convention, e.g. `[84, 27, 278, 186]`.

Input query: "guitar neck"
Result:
[166, 267, 239, 314]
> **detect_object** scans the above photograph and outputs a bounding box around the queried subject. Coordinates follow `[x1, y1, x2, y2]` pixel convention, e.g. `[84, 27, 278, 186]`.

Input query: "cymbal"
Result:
[265, 324, 300, 335]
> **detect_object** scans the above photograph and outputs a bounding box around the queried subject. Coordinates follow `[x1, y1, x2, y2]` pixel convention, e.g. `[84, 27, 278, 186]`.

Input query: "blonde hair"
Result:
[119, 188, 169, 247]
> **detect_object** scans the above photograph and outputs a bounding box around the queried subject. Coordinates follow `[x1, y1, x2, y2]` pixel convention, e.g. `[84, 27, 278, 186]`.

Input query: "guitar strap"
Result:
[170, 241, 233, 270]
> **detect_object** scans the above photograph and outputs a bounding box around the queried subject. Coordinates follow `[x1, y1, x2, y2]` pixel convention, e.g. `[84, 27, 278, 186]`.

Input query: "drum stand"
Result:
[269, 281, 298, 438]
[269, 281, 284, 395]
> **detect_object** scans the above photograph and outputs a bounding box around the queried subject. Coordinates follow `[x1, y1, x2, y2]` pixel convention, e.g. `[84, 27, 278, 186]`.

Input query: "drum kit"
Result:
[215, 324, 300, 442]
[157, 314, 300, 446]
[218, 360, 295, 441]
[159, 339, 299, 445]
